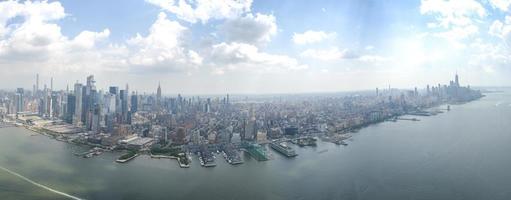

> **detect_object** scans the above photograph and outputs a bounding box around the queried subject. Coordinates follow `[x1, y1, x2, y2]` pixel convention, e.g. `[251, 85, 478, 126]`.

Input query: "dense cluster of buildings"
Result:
[0, 73, 482, 153]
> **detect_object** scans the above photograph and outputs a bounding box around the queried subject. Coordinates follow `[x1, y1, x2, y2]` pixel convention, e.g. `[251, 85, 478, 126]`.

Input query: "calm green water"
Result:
[1, 90, 511, 200]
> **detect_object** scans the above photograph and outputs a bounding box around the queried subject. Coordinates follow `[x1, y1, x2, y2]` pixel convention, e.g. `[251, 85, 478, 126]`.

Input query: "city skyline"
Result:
[0, 71, 486, 96]
[0, 0, 510, 94]
[1, 1, 510, 200]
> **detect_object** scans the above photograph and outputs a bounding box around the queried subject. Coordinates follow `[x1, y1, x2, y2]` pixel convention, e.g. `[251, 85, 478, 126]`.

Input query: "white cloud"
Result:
[209, 42, 307, 73]
[72, 29, 110, 49]
[126, 12, 202, 72]
[489, 20, 504, 37]
[489, 18, 511, 46]
[420, 0, 486, 48]
[467, 39, 511, 77]
[358, 55, 390, 63]
[300, 47, 357, 61]
[420, 0, 486, 28]
[434, 24, 479, 48]
[365, 45, 375, 50]
[219, 13, 277, 45]
[489, 0, 511, 12]
[0, 1, 202, 76]
[292, 30, 336, 45]
[145, 0, 252, 24]
[119, 13, 204, 75]
[300, 47, 389, 64]
[0, 1, 109, 67]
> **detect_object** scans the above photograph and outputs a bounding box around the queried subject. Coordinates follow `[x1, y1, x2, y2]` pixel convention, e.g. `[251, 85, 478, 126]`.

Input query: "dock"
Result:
[397, 117, 420, 121]
[243, 143, 269, 161]
[116, 153, 138, 163]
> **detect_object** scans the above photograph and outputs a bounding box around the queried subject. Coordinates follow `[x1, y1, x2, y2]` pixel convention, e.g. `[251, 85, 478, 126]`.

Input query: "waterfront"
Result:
[1, 90, 511, 200]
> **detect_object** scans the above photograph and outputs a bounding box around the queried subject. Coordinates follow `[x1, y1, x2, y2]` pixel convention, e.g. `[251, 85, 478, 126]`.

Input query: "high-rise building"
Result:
[105, 113, 115, 133]
[244, 118, 256, 141]
[36, 73, 39, 95]
[455, 73, 460, 87]
[91, 104, 101, 134]
[51, 93, 58, 118]
[66, 94, 76, 123]
[109, 86, 119, 95]
[120, 90, 128, 123]
[105, 93, 116, 113]
[156, 82, 162, 108]
[109, 86, 120, 114]
[74, 83, 83, 125]
[86, 75, 95, 89]
[131, 93, 138, 113]
[15, 88, 24, 113]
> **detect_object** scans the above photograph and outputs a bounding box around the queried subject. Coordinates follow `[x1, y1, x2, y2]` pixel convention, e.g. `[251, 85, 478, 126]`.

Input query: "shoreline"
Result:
[1, 96, 483, 169]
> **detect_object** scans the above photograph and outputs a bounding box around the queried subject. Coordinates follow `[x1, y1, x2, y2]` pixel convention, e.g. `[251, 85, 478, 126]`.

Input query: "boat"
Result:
[116, 153, 138, 163]
[296, 137, 317, 147]
[198, 151, 216, 167]
[335, 140, 348, 146]
[270, 142, 297, 157]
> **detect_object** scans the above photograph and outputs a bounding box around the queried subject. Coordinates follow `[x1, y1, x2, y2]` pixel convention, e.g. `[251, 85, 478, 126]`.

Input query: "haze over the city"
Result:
[0, 0, 510, 93]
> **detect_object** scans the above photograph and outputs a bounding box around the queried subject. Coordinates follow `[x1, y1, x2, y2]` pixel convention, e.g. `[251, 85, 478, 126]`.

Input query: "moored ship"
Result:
[270, 142, 298, 157]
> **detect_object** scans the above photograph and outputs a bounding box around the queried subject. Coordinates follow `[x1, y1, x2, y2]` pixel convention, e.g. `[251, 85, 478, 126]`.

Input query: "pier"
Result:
[397, 117, 420, 121]
[116, 153, 138, 163]
[243, 143, 269, 161]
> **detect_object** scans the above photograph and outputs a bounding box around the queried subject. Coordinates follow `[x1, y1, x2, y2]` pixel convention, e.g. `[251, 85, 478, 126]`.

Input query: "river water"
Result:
[1, 90, 511, 200]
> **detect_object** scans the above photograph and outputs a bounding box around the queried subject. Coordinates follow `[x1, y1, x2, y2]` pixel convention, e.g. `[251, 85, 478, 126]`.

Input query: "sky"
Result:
[0, 0, 510, 94]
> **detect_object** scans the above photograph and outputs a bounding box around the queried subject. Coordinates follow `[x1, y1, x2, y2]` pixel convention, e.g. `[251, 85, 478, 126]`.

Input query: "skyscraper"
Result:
[74, 83, 83, 125]
[131, 92, 138, 113]
[455, 73, 460, 87]
[244, 118, 256, 141]
[15, 88, 24, 113]
[91, 104, 101, 134]
[66, 94, 76, 123]
[156, 82, 162, 108]
[36, 73, 39, 94]
[120, 89, 128, 123]
[86, 75, 95, 90]
[109, 86, 119, 95]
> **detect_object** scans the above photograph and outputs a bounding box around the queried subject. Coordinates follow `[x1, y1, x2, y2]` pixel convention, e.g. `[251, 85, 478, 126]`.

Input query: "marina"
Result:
[223, 144, 243, 165]
[198, 147, 217, 167]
